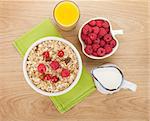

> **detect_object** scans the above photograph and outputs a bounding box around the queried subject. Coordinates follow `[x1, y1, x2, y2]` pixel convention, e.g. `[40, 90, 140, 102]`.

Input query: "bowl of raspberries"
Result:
[78, 17, 121, 59]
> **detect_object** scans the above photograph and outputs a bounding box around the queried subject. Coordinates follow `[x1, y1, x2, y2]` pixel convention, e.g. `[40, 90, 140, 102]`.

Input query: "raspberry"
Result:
[92, 44, 100, 52]
[92, 26, 99, 34]
[89, 20, 96, 26]
[57, 50, 64, 57]
[104, 34, 112, 42]
[82, 24, 92, 35]
[61, 69, 70, 77]
[82, 28, 88, 35]
[51, 76, 59, 83]
[92, 52, 98, 56]
[99, 27, 107, 37]
[99, 39, 106, 47]
[102, 21, 109, 28]
[84, 36, 92, 45]
[43, 74, 52, 81]
[89, 33, 97, 41]
[96, 20, 103, 27]
[42, 51, 49, 59]
[104, 45, 113, 54]
[105, 28, 109, 33]
[81, 34, 87, 41]
[84, 45, 93, 55]
[37, 63, 46, 74]
[97, 48, 106, 57]
[93, 38, 100, 44]
[109, 39, 117, 48]
[50, 61, 60, 70]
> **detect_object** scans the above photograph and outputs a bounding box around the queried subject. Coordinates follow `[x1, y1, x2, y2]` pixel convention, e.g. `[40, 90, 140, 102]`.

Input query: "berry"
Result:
[109, 39, 117, 48]
[82, 28, 88, 35]
[99, 40, 106, 47]
[57, 50, 64, 57]
[37, 63, 46, 74]
[104, 34, 112, 42]
[51, 76, 59, 83]
[84, 45, 93, 55]
[93, 38, 100, 44]
[104, 45, 113, 54]
[50, 61, 60, 70]
[61, 69, 70, 77]
[99, 27, 107, 37]
[81, 34, 87, 41]
[82, 24, 92, 35]
[105, 28, 109, 33]
[96, 20, 103, 27]
[92, 44, 100, 52]
[102, 21, 109, 28]
[97, 48, 106, 57]
[84, 36, 92, 45]
[42, 51, 49, 59]
[89, 20, 96, 26]
[89, 33, 97, 41]
[92, 26, 99, 34]
[92, 52, 98, 56]
[43, 74, 52, 81]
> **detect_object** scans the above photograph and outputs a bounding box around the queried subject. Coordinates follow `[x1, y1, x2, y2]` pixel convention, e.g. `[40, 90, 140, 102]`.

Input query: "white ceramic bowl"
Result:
[78, 17, 123, 59]
[23, 37, 82, 96]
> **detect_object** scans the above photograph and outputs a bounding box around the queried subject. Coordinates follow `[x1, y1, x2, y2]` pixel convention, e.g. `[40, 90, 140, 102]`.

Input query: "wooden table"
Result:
[0, 1, 149, 121]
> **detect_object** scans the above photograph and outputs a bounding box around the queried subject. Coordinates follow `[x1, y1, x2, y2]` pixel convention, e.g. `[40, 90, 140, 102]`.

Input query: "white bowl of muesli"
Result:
[23, 37, 82, 96]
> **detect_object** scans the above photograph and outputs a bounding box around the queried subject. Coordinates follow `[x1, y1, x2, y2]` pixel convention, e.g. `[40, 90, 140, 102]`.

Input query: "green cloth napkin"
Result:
[13, 19, 96, 113]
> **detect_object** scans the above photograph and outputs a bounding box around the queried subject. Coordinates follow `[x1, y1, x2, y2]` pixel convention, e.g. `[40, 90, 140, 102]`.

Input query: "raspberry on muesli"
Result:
[26, 40, 79, 93]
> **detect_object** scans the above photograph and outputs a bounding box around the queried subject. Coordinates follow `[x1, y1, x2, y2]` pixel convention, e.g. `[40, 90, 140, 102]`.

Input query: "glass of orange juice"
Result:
[53, 0, 80, 31]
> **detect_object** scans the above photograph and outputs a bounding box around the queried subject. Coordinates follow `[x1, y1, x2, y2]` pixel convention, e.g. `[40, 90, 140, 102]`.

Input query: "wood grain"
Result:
[0, 0, 149, 121]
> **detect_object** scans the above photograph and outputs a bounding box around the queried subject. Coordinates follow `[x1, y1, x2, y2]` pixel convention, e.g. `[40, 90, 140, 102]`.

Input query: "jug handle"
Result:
[112, 29, 124, 36]
[121, 80, 137, 92]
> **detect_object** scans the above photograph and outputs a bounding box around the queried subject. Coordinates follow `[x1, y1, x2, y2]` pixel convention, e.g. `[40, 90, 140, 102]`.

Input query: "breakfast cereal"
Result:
[26, 40, 79, 93]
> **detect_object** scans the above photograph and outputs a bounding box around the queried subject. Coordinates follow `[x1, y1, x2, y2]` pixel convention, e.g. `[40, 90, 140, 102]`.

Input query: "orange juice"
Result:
[54, 1, 80, 31]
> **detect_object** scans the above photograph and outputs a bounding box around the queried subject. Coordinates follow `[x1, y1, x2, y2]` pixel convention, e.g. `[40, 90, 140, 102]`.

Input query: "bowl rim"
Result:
[78, 17, 119, 59]
[23, 36, 82, 96]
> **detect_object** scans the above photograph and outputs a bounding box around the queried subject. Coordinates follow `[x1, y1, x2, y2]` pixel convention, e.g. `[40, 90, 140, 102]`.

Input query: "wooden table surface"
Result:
[0, 0, 149, 121]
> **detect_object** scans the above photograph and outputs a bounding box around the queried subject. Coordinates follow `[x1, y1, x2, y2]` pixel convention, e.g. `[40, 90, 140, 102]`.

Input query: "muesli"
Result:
[26, 40, 79, 93]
